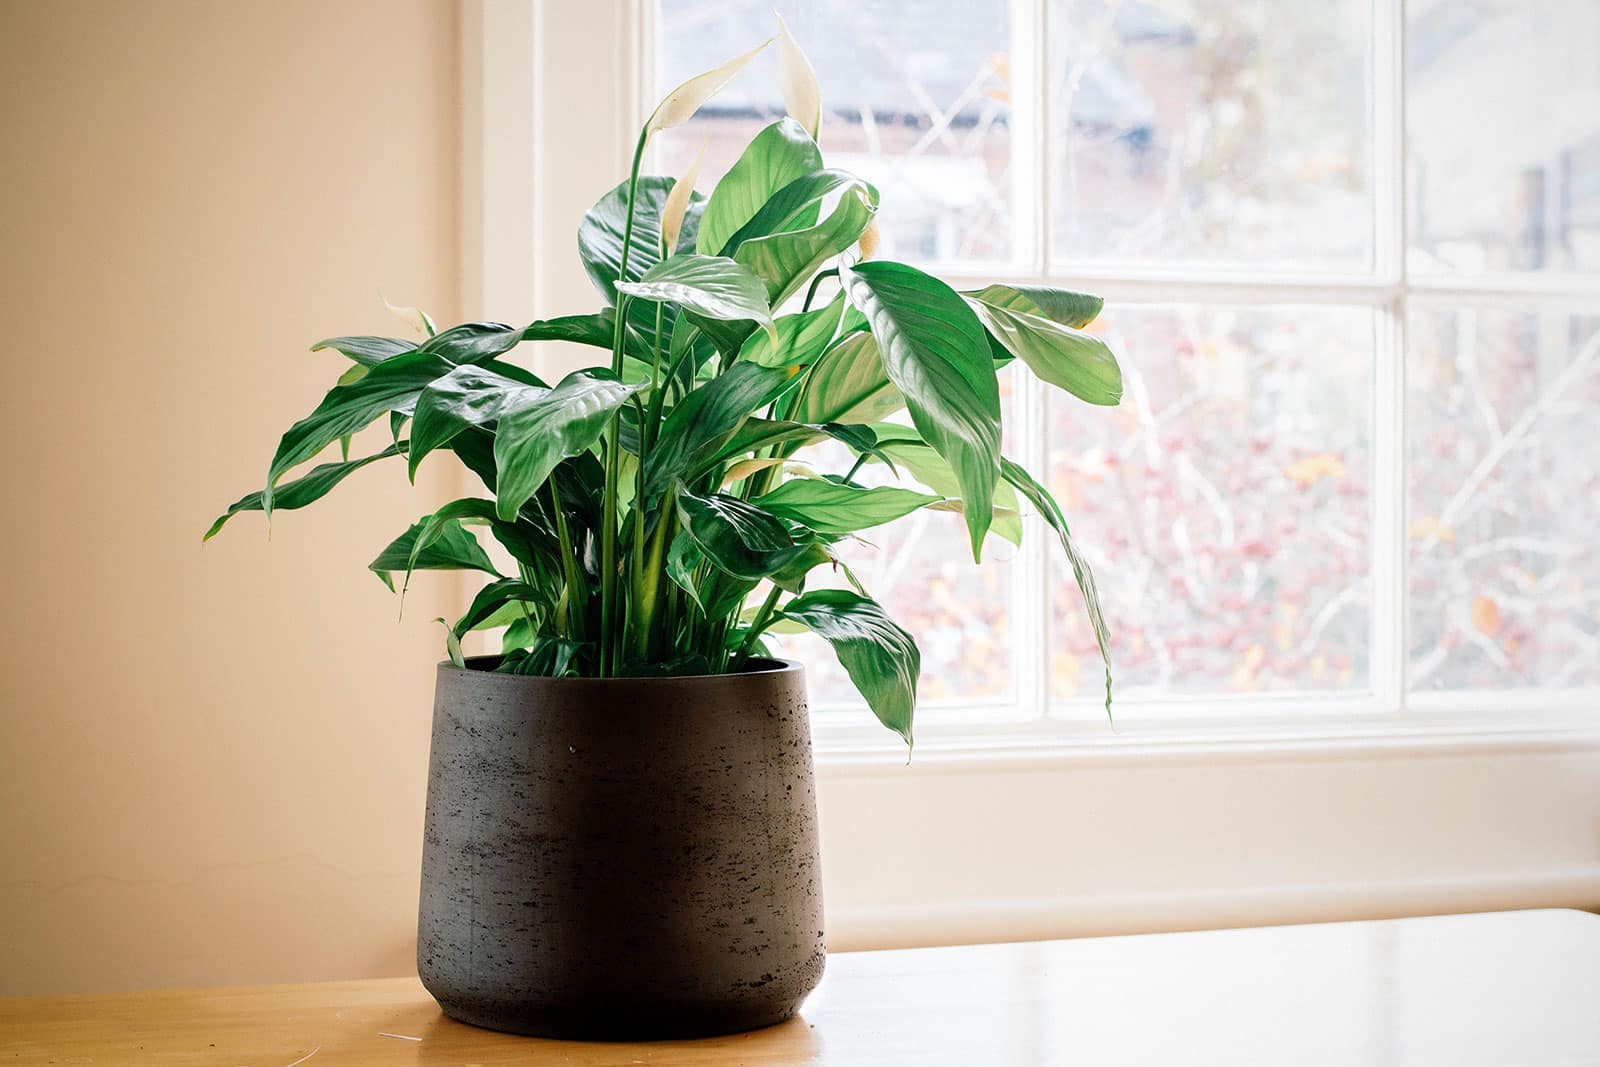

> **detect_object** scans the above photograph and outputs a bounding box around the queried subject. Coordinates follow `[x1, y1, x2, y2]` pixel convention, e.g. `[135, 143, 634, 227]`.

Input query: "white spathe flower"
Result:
[647, 38, 770, 136]
[775, 13, 820, 139]
[382, 294, 435, 338]
[661, 136, 708, 254]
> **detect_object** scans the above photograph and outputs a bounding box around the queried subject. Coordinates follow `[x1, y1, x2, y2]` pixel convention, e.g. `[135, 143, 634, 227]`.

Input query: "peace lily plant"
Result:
[209, 23, 1121, 745]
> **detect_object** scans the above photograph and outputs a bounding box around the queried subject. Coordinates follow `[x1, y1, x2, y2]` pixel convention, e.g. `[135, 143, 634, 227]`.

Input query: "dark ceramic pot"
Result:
[416, 656, 824, 1039]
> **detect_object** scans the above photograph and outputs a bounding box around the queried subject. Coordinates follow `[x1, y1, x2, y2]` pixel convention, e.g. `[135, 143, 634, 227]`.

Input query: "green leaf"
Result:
[614, 254, 776, 339]
[967, 284, 1103, 328]
[453, 578, 541, 637]
[311, 336, 416, 366]
[578, 175, 702, 303]
[867, 425, 1023, 545]
[739, 294, 862, 368]
[643, 361, 800, 495]
[968, 298, 1122, 406]
[409, 364, 548, 480]
[698, 118, 823, 257]
[1000, 457, 1113, 717]
[754, 478, 939, 535]
[782, 589, 919, 744]
[370, 518, 498, 592]
[205, 442, 404, 541]
[674, 488, 812, 580]
[785, 332, 905, 425]
[733, 178, 878, 306]
[265, 349, 453, 514]
[522, 310, 651, 361]
[417, 321, 524, 365]
[838, 260, 1001, 559]
[434, 618, 466, 669]
[493, 370, 644, 520]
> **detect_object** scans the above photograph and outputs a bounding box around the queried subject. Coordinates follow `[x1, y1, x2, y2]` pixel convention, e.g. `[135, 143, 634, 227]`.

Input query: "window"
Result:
[644, 0, 1599, 722]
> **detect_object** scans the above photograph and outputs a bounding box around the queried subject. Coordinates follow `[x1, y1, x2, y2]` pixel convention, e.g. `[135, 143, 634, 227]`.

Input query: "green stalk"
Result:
[550, 479, 583, 641]
[600, 127, 650, 677]
[731, 582, 783, 671]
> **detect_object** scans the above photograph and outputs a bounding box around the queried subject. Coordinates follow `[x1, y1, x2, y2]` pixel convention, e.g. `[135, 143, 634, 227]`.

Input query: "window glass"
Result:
[1408, 0, 1600, 274]
[655, 0, 1017, 266]
[1047, 0, 1374, 270]
[1407, 306, 1600, 689]
[1048, 306, 1374, 699]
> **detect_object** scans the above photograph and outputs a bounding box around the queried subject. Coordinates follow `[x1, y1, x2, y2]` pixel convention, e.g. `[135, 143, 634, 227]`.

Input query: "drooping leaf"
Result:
[783, 589, 919, 744]
[369, 518, 498, 592]
[785, 332, 904, 425]
[698, 118, 823, 257]
[839, 259, 1000, 559]
[311, 336, 416, 367]
[674, 488, 812, 580]
[968, 298, 1122, 406]
[968, 284, 1103, 328]
[1000, 457, 1113, 717]
[205, 442, 405, 540]
[755, 478, 939, 535]
[701, 417, 891, 478]
[409, 364, 548, 480]
[868, 423, 1022, 545]
[453, 578, 542, 638]
[646, 38, 769, 134]
[493, 369, 644, 520]
[615, 254, 776, 341]
[265, 349, 454, 513]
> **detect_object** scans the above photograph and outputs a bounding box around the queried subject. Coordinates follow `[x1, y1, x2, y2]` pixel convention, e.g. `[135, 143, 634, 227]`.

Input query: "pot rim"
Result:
[438, 655, 803, 687]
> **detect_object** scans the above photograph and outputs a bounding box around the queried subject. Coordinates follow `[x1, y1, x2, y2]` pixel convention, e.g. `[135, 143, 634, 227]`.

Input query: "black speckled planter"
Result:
[416, 657, 824, 1040]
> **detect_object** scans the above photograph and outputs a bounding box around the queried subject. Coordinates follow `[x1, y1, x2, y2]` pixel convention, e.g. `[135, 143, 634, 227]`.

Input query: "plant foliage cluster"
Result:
[210, 24, 1122, 743]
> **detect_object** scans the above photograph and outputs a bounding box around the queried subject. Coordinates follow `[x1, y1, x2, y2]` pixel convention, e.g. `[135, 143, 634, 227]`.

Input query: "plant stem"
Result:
[549, 479, 583, 641]
[801, 268, 838, 313]
[731, 582, 784, 671]
[600, 128, 650, 677]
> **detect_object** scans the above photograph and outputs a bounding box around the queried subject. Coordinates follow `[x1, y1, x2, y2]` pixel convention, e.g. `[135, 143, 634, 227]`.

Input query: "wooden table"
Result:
[4, 910, 1598, 1065]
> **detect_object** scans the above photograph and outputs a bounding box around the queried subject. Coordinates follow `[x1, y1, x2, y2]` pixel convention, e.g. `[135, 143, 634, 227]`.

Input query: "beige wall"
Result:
[0, 0, 463, 995]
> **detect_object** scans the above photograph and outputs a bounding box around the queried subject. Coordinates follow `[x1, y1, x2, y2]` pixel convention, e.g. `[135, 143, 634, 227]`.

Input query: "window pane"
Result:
[655, 0, 1017, 266]
[1407, 306, 1600, 690]
[1047, 0, 1374, 270]
[769, 373, 1021, 708]
[1047, 306, 1373, 699]
[1408, 0, 1600, 274]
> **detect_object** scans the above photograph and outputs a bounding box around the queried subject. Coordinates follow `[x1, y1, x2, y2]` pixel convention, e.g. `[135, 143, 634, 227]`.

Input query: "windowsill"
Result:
[812, 700, 1600, 772]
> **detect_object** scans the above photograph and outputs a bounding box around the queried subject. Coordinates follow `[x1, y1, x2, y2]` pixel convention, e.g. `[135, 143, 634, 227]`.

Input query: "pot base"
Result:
[432, 990, 812, 1041]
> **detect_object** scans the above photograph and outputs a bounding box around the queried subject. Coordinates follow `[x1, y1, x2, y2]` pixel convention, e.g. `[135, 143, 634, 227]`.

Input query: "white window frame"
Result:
[464, 0, 1600, 950]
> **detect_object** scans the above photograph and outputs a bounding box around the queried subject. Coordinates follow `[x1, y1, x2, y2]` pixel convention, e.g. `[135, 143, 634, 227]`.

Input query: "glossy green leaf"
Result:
[453, 578, 541, 637]
[614, 254, 776, 340]
[967, 284, 1103, 328]
[1000, 457, 1113, 717]
[265, 349, 453, 514]
[674, 488, 811, 580]
[968, 298, 1122, 406]
[698, 118, 823, 257]
[311, 336, 415, 366]
[577, 176, 702, 303]
[205, 442, 404, 541]
[643, 361, 799, 495]
[416, 321, 525, 365]
[733, 178, 878, 306]
[754, 478, 938, 534]
[369, 518, 498, 592]
[409, 365, 548, 480]
[786, 332, 905, 425]
[782, 589, 919, 744]
[493, 369, 644, 520]
[839, 260, 1001, 558]
[867, 423, 1022, 545]
[739, 294, 862, 368]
